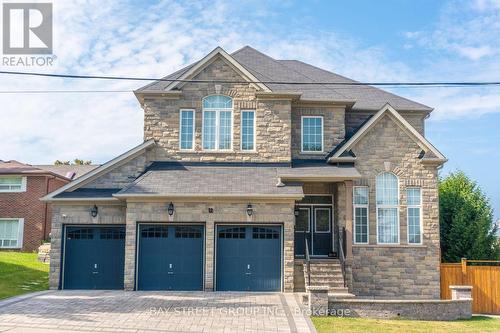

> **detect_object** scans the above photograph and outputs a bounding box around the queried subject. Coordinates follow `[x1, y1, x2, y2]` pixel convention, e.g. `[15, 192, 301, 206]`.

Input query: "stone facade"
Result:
[291, 105, 345, 159]
[84, 154, 149, 189]
[347, 113, 441, 298]
[346, 110, 426, 137]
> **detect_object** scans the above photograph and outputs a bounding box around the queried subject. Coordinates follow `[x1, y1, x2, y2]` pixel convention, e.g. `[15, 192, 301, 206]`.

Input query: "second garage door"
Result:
[216, 225, 282, 291]
[137, 224, 204, 290]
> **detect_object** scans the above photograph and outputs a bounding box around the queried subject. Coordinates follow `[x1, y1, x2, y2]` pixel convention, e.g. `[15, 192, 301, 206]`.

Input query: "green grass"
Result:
[0, 252, 49, 300]
[312, 316, 500, 333]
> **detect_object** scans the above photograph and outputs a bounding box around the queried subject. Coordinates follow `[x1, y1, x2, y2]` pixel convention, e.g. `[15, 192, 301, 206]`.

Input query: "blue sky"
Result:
[0, 0, 499, 218]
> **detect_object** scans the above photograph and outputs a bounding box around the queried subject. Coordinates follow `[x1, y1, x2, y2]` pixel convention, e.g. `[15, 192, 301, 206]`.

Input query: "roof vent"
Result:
[65, 171, 76, 179]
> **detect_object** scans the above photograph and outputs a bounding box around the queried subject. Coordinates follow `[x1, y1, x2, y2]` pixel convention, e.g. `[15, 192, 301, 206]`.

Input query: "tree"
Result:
[54, 159, 92, 165]
[439, 171, 499, 262]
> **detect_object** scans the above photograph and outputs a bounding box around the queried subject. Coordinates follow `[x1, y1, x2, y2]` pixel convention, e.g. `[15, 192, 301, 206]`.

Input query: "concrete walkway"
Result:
[0, 291, 315, 333]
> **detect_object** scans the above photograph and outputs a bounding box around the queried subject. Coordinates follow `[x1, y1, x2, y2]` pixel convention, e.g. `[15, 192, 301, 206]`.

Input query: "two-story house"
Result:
[43, 46, 446, 298]
[0, 161, 96, 251]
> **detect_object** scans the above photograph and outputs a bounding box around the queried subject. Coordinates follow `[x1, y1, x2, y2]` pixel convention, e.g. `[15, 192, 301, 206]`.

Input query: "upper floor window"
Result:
[301, 116, 323, 152]
[407, 188, 422, 244]
[0, 218, 24, 249]
[0, 176, 26, 192]
[376, 172, 399, 244]
[202, 95, 233, 150]
[179, 109, 195, 150]
[353, 186, 369, 244]
[241, 110, 255, 151]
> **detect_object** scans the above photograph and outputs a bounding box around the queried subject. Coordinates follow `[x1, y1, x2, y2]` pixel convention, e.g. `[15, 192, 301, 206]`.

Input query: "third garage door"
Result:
[216, 225, 281, 291]
[137, 224, 204, 290]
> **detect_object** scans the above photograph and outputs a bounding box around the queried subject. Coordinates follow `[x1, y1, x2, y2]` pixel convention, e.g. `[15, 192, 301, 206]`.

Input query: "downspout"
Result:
[42, 176, 53, 242]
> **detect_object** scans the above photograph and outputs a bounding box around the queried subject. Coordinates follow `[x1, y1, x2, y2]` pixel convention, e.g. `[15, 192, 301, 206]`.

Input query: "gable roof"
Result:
[136, 46, 432, 112]
[0, 160, 95, 180]
[328, 104, 446, 164]
[41, 140, 155, 201]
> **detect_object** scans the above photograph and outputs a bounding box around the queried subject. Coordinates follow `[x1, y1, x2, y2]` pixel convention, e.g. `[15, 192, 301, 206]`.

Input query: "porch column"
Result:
[344, 180, 353, 260]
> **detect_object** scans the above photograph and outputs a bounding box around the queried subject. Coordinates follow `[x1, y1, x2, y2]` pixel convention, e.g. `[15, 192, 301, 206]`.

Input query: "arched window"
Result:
[202, 95, 233, 150]
[376, 172, 399, 244]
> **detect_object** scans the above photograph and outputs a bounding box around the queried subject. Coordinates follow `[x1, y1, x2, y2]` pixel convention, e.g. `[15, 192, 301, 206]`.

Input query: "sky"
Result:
[0, 0, 499, 219]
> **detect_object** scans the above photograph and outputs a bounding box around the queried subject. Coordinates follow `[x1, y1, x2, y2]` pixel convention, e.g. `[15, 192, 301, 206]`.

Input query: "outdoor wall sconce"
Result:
[167, 202, 175, 216]
[246, 204, 253, 217]
[294, 205, 300, 217]
[90, 205, 98, 218]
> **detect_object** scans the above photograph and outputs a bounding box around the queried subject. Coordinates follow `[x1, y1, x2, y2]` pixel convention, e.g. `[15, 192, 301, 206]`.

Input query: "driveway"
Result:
[0, 291, 315, 333]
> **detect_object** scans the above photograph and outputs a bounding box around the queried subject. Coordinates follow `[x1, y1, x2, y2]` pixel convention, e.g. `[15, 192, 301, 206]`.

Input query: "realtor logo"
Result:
[2, 2, 53, 54]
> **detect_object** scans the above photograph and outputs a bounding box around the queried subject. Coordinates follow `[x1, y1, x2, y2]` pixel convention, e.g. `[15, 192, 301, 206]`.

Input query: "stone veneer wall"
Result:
[143, 56, 292, 163]
[291, 105, 345, 159]
[347, 113, 441, 299]
[84, 154, 149, 189]
[49, 204, 126, 289]
[346, 111, 426, 137]
[124, 201, 296, 292]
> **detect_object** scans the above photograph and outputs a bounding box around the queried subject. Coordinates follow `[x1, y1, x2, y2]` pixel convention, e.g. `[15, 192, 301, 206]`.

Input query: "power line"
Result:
[1, 70, 500, 87]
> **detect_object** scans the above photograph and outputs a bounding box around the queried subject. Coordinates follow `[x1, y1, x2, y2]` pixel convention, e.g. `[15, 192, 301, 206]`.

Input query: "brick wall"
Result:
[0, 175, 68, 252]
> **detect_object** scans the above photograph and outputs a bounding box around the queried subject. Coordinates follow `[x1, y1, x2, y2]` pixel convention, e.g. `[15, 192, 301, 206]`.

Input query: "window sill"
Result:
[300, 151, 324, 155]
[353, 244, 427, 248]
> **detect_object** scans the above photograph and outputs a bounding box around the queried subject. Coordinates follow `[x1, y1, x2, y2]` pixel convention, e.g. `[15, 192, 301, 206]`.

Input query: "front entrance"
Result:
[294, 196, 333, 257]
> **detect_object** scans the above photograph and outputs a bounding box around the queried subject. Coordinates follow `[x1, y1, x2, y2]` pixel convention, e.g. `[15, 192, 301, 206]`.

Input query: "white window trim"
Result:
[202, 107, 233, 152]
[353, 186, 369, 244]
[295, 207, 310, 233]
[406, 187, 423, 245]
[314, 207, 331, 233]
[301, 116, 324, 154]
[376, 172, 400, 245]
[0, 176, 27, 193]
[0, 218, 24, 249]
[179, 109, 196, 151]
[240, 110, 256, 151]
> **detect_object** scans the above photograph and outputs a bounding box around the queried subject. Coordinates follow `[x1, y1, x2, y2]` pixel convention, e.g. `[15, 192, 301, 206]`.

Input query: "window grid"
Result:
[252, 227, 279, 239]
[67, 228, 94, 240]
[407, 188, 422, 244]
[202, 95, 233, 151]
[100, 228, 125, 240]
[376, 172, 399, 244]
[179, 110, 195, 150]
[0, 176, 25, 192]
[141, 226, 168, 238]
[241, 110, 255, 151]
[218, 227, 245, 239]
[0, 219, 22, 248]
[175, 226, 202, 239]
[353, 186, 369, 244]
[301, 116, 323, 152]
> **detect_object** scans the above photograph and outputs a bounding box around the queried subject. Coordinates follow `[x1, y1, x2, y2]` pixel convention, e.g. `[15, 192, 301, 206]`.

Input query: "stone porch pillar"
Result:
[205, 219, 215, 291]
[344, 180, 353, 260]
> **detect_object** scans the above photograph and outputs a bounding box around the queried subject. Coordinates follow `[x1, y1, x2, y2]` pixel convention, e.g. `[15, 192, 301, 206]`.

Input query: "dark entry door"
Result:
[63, 226, 125, 290]
[294, 206, 332, 257]
[137, 224, 204, 291]
[216, 226, 281, 291]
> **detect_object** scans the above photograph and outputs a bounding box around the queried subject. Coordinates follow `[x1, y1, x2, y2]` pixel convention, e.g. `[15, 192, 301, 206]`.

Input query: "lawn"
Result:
[0, 252, 49, 300]
[312, 316, 500, 333]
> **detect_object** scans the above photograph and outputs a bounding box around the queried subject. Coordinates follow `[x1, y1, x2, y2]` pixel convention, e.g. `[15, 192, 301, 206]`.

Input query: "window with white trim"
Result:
[241, 110, 255, 151]
[353, 186, 369, 244]
[0, 218, 23, 248]
[0, 176, 26, 192]
[407, 187, 422, 244]
[376, 172, 399, 244]
[301, 116, 323, 152]
[202, 95, 233, 150]
[179, 109, 195, 150]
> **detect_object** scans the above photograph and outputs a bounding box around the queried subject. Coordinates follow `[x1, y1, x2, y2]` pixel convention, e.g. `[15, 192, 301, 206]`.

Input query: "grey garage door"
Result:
[137, 224, 204, 290]
[63, 226, 125, 290]
[216, 225, 282, 291]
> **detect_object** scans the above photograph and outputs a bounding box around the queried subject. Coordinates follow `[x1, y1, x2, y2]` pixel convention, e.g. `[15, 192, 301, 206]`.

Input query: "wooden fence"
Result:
[441, 259, 500, 314]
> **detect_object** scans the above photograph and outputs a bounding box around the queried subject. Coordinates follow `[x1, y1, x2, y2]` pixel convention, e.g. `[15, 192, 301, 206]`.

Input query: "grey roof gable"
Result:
[136, 46, 432, 112]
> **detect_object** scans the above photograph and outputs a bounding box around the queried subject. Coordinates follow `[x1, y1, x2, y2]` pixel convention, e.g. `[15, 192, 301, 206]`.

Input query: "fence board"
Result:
[440, 261, 500, 314]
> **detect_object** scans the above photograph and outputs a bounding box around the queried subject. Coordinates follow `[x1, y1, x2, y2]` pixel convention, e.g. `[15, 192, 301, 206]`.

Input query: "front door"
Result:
[294, 205, 333, 257]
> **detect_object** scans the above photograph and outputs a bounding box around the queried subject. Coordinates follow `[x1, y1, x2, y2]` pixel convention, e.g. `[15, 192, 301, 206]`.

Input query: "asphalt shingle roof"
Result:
[136, 46, 432, 112]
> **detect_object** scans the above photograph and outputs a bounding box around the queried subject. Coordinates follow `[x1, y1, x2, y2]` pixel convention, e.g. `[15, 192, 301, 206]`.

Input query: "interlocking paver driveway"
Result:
[0, 291, 315, 333]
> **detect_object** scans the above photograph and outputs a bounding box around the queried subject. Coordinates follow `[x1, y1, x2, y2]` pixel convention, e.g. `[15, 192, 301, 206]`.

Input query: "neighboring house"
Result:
[43, 46, 446, 298]
[0, 161, 96, 251]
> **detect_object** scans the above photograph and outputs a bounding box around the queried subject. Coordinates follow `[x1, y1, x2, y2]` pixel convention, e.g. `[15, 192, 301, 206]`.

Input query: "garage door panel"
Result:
[63, 226, 125, 290]
[137, 224, 204, 291]
[216, 225, 281, 291]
